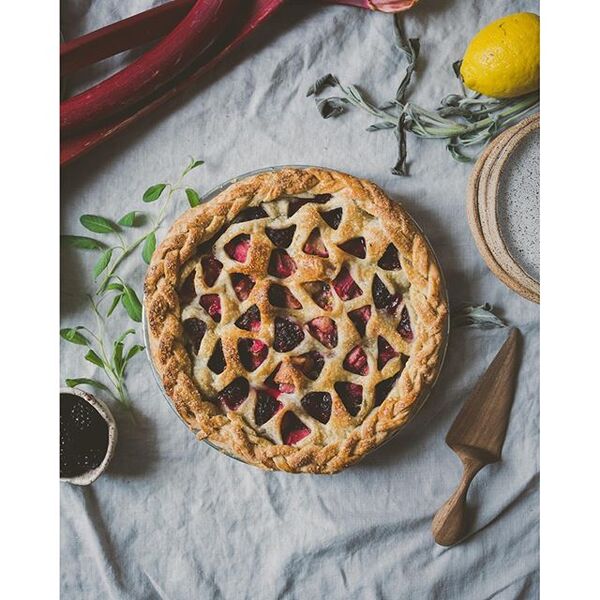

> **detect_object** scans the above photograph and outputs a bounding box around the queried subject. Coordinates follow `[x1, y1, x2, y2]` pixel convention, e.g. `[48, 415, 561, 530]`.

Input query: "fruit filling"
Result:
[338, 237, 366, 259]
[334, 382, 363, 417]
[268, 249, 298, 279]
[306, 317, 338, 349]
[274, 317, 305, 352]
[372, 275, 401, 314]
[268, 284, 302, 309]
[254, 390, 283, 426]
[303, 228, 329, 257]
[217, 377, 250, 411]
[224, 234, 251, 262]
[265, 225, 296, 248]
[287, 193, 332, 217]
[378, 243, 401, 270]
[397, 306, 414, 341]
[207, 340, 226, 374]
[377, 336, 399, 370]
[374, 372, 400, 406]
[179, 271, 197, 305]
[303, 281, 333, 311]
[301, 392, 332, 424]
[232, 205, 268, 223]
[343, 346, 369, 376]
[348, 305, 371, 336]
[235, 305, 261, 332]
[201, 255, 223, 287]
[291, 350, 325, 380]
[280, 411, 311, 445]
[238, 338, 268, 372]
[230, 273, 255, 301]
[199, 294, 222, 322]
[320, 207, 342, 229]
[333, 267, 363, 300]
[183, 318, 207, 354]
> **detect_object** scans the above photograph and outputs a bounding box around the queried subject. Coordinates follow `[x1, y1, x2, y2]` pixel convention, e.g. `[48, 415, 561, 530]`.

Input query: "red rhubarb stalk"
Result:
[60, 0, 236, 134]
[317, 0, 418, 11]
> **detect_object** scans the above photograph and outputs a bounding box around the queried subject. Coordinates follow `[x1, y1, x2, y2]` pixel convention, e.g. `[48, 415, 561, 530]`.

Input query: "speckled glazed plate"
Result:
[467, 114, 540, 303]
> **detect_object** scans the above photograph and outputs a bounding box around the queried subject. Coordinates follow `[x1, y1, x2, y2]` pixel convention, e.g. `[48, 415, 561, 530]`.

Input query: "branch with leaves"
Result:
[307, 15, 539, 175]
[60, 157, 205, 415]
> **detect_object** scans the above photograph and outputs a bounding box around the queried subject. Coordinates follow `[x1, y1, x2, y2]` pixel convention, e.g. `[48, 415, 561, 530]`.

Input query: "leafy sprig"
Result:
[451, 303, 507, 330]
[60, 157, 205, 415]
[307, 15, 539, 175]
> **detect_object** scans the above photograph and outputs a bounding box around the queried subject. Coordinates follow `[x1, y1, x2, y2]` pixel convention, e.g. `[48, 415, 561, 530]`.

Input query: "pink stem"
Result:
[317, 0, 418, 12]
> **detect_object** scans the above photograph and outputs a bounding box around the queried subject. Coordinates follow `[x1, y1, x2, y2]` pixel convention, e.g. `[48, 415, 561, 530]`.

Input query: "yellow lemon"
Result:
[460, 12, 540, 98]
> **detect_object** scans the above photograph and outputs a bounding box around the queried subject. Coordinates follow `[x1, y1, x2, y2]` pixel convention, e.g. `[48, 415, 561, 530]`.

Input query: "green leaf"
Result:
[143, 183, 167, 203]
[183, 158, 204, 177]
[121, 286, 142, 322]
[118, 211, 138, 227]
[80, 214, 119, 234]
[93, 248, 113, 279]
[113, 342, 124, 374]
[85, 349, 105, 368]
[60, 328, 89, 346]
[106, 294, 121, 318]
[65, 378, 111, 393]
[61, 235, 105, 250]
[142, 232, 156, 264]
[105, 282, 124, 292]
[125, 344, 145, 362]
[115, 329, 135, 346]
[185, 188, 201, 208]
[451, 303, 507, 330]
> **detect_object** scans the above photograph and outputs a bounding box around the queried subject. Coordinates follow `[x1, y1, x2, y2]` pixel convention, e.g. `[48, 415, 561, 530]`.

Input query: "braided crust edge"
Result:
[144, 167, 448, 473]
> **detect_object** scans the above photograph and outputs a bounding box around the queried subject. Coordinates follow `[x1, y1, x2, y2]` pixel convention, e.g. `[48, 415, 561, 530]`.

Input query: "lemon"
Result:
[460, 12, 540, 98]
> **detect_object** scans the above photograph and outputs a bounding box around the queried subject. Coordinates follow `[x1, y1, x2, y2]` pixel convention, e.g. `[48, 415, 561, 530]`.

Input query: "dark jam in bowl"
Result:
[60, 393, 109, 479]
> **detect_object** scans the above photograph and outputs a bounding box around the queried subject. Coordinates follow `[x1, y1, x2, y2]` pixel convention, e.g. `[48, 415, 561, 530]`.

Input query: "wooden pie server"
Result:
[432, 328, 520, 546]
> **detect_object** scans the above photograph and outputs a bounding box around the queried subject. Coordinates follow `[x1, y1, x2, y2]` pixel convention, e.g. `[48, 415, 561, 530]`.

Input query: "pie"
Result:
[144, 167, 448, 473]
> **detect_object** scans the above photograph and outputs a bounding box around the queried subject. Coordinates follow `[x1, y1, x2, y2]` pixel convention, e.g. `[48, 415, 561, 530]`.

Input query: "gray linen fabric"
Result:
[60, 1, 540, 598]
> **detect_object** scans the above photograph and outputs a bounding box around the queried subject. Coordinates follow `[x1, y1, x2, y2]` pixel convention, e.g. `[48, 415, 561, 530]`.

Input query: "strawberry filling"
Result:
[378, 243, 401, 270]
[216, 377, 249, 411]
[182, 318, 206, 354]
[397, 306, 414, 341]
[343, 346, 369, 376]
[254, 390, 283, 426]
[291, 350, 325, 381]
[273, 317, 305, 352]
[303, 281, 333, 311]
[207, 340, 226, 374]
[201, 255, 223, 287]
[301, 392, 332, 424]
[268, 249, 297, 279]
[238, 338, 268, 371]
[224, 234, 251, 263]
[348, 305, 371, 336]
[281, 412, 311, 445]
[179, 271, 197, 305]
[235, 305, 261, 332]
[320, 207, 342, 229]
[377, 336, 399, 370]
[230, 273, 255, 301]
[268, 284, 302, 309]
[306, 317, 338, 349]
[287, 193, 332, 217]
[338, 237, 366, 259]
[303, 228, 329, 258]
[334, 382, 363, 417]
[264, 363, 295, 394]
[333, 267, 363, 301]
[265, 225, 296, 248]
[199, 294, 222, 322]
[372, 276, 401, 314]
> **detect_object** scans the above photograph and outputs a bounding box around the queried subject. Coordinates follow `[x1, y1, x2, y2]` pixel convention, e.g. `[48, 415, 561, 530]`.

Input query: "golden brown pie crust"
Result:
[144, 167, 448, 473]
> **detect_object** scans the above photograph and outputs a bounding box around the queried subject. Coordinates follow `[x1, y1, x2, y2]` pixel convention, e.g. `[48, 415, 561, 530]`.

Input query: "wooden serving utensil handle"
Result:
[432, 455, 486, 546]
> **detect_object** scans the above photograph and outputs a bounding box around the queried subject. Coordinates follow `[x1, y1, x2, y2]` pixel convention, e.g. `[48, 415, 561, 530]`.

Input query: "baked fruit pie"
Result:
[144, 167, 448, 473]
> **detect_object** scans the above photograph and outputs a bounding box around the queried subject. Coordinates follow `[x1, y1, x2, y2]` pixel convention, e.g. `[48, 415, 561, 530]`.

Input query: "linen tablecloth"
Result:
[60, 1, 540, 597]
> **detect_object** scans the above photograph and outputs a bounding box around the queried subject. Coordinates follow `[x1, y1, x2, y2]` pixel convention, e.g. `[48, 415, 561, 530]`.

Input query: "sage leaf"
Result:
[93, 248, 113, 279]
[113, 342, 124, 374]
[183, 158, 204, 176]
[115, 329, 135, 346]
[125, 344, 145, 362]
[118, 211, 138, 227]
[142, 232, 156, 264]
[366, 121, 396, 132]
[85, 349, 105, 368]
[451, 303, 507, 330]
[60, 328, 89, 346]
[143, 183, 167, 202]
[106, 293, 121, 318]
[452, 60, 463, 79]
[185, 188, 201, 208]
[121, 286, 142, 322]
[105, 282, 124, 292]
[307, 74, 338, 97]
[65, 378, 111, 393]
[316, 97, 348, 119]
[61, 235, 104, 250]
[80, 214, 119, 234]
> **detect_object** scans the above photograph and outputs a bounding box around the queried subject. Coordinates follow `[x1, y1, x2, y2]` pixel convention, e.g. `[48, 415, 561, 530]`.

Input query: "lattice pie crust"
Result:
[145, 167, 447, 473]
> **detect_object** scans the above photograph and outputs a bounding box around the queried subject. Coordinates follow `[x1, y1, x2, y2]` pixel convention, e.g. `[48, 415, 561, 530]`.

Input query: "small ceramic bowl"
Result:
[60, 387, 118, 486]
